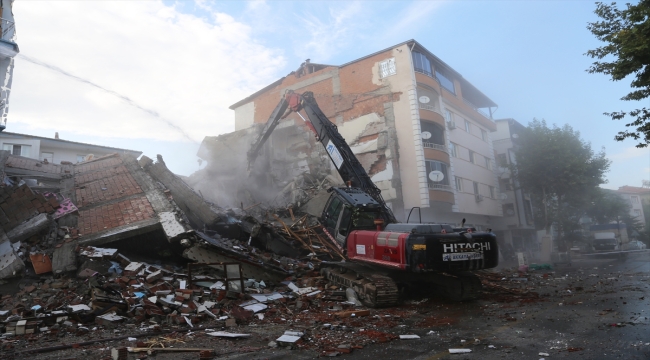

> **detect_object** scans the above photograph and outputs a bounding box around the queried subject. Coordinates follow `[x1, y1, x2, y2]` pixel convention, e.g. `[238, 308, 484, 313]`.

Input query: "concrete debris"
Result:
[206, 331, 251, 338]
[276, 330, 304, 345]
[449, 348, 472, 353]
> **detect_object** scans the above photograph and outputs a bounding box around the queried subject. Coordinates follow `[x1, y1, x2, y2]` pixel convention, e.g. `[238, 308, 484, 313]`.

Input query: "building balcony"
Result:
[422, 141, 447, 153]
[414, 72, 441, 93]
[419, 107, 445, 128]
[428, 183, 454, 192]
[462, 98, 491, 120]
[428, 186, 455, 205]
[422, 143, 450, 163]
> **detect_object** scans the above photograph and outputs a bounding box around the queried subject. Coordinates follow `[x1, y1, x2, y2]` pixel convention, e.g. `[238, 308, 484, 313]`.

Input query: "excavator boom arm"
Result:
[247, 91, 397, 223]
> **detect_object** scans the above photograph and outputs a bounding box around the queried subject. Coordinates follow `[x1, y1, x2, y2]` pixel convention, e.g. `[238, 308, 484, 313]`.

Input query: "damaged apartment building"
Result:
[192, 39, 503, 230]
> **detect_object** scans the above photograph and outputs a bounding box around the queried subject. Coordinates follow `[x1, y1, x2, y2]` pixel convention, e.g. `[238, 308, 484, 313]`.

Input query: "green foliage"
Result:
[586, 1, 650, 147]
[511, 119, 611, 236]
[586, 188, 632, 224]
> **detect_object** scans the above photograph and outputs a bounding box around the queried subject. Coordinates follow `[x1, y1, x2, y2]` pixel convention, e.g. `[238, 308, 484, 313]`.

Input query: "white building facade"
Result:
[0, 132, 141, 164]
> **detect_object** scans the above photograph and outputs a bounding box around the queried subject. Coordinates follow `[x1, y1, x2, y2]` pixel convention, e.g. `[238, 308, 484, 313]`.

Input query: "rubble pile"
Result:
[1, 150, 577, 358]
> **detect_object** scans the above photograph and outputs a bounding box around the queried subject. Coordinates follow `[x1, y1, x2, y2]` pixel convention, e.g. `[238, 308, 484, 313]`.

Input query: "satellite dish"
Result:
[500, 193, 508, 200]
[506, 208, 515, 216]
[428, 170, 444, 182]
[512, 133, 519, 139]
[421, 131, 432, 140]
[418, 96, 430, 104]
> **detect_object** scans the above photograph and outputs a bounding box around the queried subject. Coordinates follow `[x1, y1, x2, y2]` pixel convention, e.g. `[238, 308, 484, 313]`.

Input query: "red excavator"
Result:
[248, 91, 498, 307]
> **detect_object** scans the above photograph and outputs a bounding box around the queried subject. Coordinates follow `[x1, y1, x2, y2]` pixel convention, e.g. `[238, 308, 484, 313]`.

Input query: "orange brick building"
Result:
[227, 40, 502, 227]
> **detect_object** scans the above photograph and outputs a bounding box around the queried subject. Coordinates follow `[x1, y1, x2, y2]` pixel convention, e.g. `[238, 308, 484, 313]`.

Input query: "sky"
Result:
[6, 0, 650, 190]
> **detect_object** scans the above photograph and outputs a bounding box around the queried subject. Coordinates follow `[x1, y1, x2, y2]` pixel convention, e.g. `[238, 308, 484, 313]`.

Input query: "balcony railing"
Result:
[414, 67, 433, 77]
[462, 98, 491, 120]
[1, 18, 15, 42]
[428, 183, 454, 192]
[422, 142, 448, 153]
[418, 103, 441, 114]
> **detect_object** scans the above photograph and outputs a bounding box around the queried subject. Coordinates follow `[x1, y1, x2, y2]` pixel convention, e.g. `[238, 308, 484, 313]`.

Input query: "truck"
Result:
[248, 91, 499, 307]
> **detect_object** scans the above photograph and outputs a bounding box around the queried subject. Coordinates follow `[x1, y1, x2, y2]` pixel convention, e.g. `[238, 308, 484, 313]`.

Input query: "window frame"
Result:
[489, 186, 495, 199]
[473, 181, 479, 195]
[464, 119, 471, 132]
[425, 160, 450, 187]
[435, 69, 456, 94]
[481, 129, 488, 141]
[468, 150, 475, 164]
[41, 152, 54, 163]
[3, 143, 31, 157]
[455, 176, 463, 192]
[485, 156, 492, 170]
[412, 52, 432, 77]
[380, 58, 397, 78]
[449, 142, 457, 157]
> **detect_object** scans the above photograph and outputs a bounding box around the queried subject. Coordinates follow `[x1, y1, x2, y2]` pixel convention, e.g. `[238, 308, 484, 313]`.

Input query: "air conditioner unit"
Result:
[475, 194, 484, 202]
[447, 121, 456, 130]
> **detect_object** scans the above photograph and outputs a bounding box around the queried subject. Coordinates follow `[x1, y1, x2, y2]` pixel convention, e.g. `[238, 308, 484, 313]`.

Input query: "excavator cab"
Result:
[321, 187, 386, 247]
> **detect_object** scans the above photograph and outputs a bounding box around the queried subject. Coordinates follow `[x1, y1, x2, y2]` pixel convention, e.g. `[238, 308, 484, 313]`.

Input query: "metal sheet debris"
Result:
[29, 253, 52, 274]
[206, 331, 251, 338]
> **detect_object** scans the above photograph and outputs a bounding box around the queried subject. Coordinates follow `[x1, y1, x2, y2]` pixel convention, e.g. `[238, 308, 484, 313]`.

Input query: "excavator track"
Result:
[438, 272, 482, 302]
[321, 264, 399, 308]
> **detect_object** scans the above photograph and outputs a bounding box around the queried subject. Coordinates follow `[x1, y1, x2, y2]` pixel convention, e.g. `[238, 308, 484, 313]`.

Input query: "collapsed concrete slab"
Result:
[6, 213, 50, 244]
[0, 240, 23, 279]
[139, 155, 227, 231]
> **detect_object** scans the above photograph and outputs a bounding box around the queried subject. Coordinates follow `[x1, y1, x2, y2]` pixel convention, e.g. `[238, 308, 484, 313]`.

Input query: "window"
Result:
[481, 129, 488, 141]
[324, 197, 343, 233]
[449, 142, 457, 157]
[425, 160, 449, 188]
[497, 153, 508, 167]
[2, 144, 31, 157]
[631, 196, 639, 204]
[500, 178, 512, 191]
[485, 157, 492, 170]
[503, 203, 516, 217]
[379, 58, 396, 78]
[455, 177, 463, 191]
[473, 181, 480, 195]
[41, 152, 53, 163]
[412, 52, 432, 76]
[77, 155, 87, 163]
[469, 150, 475, 164]
[489, 186, 495, 199]
[435, 69, 455, 94]
[464, 119, 471, 132]
[420, 121, 445, 147]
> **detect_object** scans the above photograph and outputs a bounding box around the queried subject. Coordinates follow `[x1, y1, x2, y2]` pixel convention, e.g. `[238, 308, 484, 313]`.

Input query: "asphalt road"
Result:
[238, 251, 650, 360]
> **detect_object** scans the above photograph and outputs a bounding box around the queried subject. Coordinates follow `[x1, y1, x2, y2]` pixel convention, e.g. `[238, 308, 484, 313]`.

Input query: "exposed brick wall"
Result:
[77, 196, 155, 235]
[250, 49, 396, 126]
[0, 184, 59, 232]
[73, 154, 156, 236]
[74, 156, 123, 174]
[75, 167, 142, 208]
[337, 51, 392, 99]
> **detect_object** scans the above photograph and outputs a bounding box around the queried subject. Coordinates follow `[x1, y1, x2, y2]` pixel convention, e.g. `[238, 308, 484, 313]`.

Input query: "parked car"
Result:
[626, 240, 647, 250]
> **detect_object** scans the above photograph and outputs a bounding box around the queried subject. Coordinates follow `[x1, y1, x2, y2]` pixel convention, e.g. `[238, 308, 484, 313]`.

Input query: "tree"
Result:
[511, 119, 611, 240]
[586, 188, 631, 224]
[586, 1, 650, 147]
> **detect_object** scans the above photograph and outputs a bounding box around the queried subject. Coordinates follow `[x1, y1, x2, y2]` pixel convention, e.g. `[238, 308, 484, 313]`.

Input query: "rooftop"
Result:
[0, 131, 142, 156]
